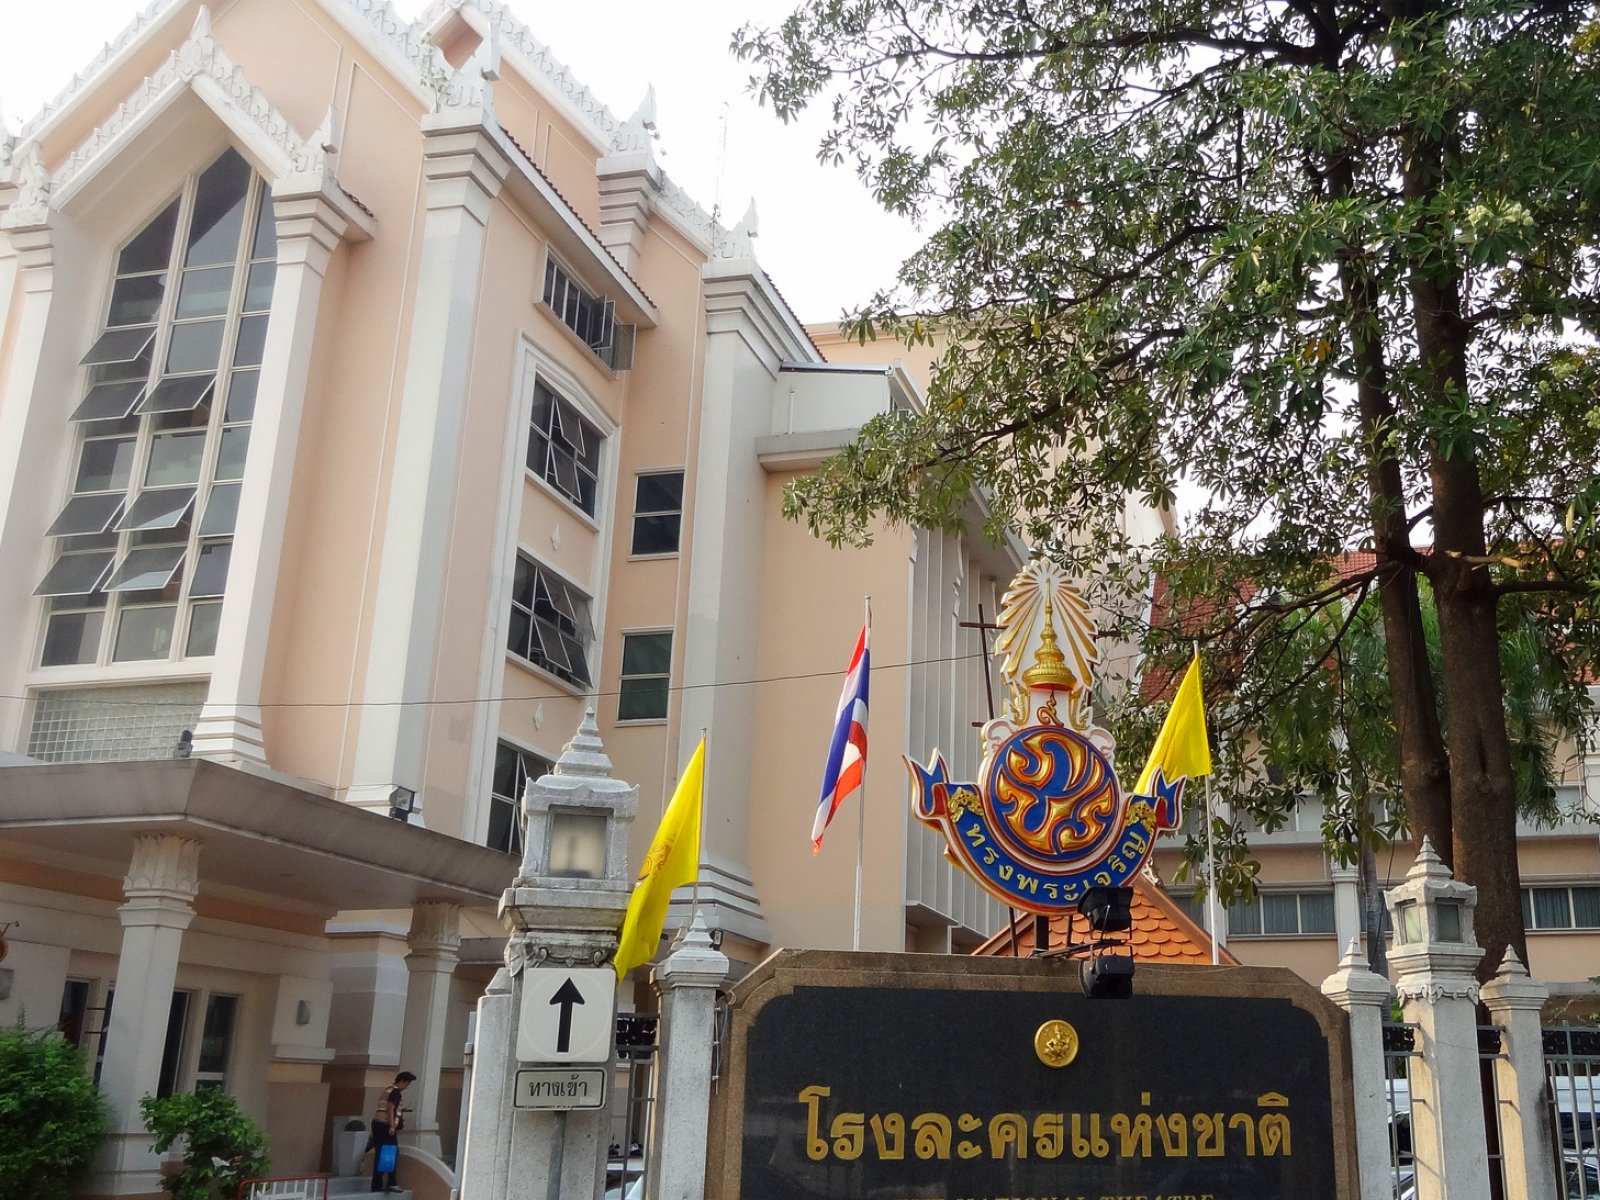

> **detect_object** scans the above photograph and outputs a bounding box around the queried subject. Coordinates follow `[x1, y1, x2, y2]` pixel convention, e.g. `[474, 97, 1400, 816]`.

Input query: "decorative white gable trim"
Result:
[420, 0, 622, 150]
[2, 8, 372, 244]
[48, 9, 325, 208]
[17, 0, 185, 143]
[321, 0, 450, 109]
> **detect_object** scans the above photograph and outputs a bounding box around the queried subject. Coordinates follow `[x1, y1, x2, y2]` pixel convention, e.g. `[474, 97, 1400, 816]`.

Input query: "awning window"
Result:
[80, 326, 156, 366]
[46, 493, 126, 537]
[34, 551, 115, 597]
[138, 374, 216, 415]
[105, 546, 186, 592]
[116, 487, 197, 533]
[70, 380, 147, 422]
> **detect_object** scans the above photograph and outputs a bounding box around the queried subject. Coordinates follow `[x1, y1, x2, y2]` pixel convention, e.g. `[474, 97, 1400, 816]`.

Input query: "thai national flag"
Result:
[812, 619, 870, 853]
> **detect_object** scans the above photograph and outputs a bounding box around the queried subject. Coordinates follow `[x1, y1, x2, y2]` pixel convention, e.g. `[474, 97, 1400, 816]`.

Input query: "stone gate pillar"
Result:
[1481, 949, 1557, 1200]
[1385, 839, 1490, 1200]
[1321, 939, 1395, 1200]
[457, 710, 637, 1200]
[647, 909, 729, 1200]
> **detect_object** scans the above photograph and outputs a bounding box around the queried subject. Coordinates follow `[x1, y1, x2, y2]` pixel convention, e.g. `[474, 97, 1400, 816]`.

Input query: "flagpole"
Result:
[1193, 642, 1219, 966]
[853, 597, 871, 952]
[691, 727, 707, 921]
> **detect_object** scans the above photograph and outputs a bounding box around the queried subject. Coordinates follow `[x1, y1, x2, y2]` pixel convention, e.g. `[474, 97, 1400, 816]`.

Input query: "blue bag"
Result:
[377, 1143, 398, 1174]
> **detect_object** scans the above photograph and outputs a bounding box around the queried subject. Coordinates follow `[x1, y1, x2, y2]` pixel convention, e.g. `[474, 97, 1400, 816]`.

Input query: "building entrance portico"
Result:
[0, 757, 511, 1195]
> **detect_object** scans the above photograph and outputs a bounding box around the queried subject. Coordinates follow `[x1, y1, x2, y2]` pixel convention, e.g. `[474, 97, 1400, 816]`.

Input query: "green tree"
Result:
[0, 1024, 108, 1200]
[141, 1089, 270, 1200]
[737, 0, 1600, 977]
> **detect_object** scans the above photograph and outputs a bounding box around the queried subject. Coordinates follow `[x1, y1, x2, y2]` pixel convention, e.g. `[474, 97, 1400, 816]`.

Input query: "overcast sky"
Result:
[0, 0, 922, 323]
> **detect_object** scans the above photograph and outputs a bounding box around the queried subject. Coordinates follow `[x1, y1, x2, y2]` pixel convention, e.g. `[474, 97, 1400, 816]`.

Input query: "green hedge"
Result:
[0, 1025, 109, 1200]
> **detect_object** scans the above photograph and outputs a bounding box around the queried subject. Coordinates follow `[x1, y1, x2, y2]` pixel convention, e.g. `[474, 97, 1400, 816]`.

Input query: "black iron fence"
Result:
[609, 1013, 658, 1200]
[1544, 1025, 1600, 1200]
[1381, 1023, 1507, 1200]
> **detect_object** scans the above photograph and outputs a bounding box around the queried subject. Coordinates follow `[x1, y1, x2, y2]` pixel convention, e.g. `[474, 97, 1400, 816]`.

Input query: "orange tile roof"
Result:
[1139, 549, 1383, 703]
[972, 875, 1237, 965]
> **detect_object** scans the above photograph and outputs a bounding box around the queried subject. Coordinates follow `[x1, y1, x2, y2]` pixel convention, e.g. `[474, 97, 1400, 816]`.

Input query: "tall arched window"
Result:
[37, 148, 276, 666]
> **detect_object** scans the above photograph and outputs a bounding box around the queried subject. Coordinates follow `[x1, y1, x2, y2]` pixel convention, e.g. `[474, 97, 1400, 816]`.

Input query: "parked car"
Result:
[604, 1159, 644, 1200]
[1565, 1149, 1600, 1199]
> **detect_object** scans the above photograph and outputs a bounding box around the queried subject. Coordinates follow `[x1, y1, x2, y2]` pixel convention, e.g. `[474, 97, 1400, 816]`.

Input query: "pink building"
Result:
[0, 2, 1023, 1193]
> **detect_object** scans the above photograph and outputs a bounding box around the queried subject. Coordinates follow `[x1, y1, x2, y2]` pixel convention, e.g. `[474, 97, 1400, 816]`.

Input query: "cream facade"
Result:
[0, 1, 1017, 1194]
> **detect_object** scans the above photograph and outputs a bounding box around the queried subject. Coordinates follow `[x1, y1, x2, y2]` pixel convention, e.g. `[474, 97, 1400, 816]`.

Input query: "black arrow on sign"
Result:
[550, 978, 584, 1054]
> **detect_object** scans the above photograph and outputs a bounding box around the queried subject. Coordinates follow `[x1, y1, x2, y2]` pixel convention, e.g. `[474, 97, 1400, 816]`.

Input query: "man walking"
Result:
[369, 1070, 415, 1193]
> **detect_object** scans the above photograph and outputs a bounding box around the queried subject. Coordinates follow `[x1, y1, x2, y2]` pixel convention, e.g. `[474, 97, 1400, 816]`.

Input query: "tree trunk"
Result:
[1404, 134, 1530, 982]
[1331, 155, 1453, 863]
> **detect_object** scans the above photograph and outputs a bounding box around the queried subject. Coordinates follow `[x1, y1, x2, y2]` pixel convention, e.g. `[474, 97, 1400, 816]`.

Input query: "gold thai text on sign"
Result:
[796, 1087, 1292, 1162]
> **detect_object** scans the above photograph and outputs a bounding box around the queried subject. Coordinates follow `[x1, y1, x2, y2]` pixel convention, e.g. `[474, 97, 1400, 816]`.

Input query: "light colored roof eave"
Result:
[0, 758, 512, 908]
[487, 121, 657, 327]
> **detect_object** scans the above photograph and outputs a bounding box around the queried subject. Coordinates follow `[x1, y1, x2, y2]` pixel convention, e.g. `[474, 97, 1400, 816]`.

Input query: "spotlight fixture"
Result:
[1079, 952, 1135, 1000]
[388, 785, 417, 823]
[1076, 885, 1136, 999]
[1078, 885, 1133, 933]
[174, 729, 193, 759]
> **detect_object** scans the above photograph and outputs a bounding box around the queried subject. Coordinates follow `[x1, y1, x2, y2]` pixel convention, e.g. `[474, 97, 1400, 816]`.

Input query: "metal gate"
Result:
[1383, 1023, 1508, 1199]
[1544, 1025, 1600, 1200]
[608, 1013, 658, 1200]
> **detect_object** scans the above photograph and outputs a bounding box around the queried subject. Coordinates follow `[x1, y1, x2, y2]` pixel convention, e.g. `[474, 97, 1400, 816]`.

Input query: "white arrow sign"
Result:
[517, 967, 616, 1065]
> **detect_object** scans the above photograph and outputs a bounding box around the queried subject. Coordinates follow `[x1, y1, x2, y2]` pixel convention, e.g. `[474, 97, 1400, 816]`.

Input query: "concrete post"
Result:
[399, 900, 461, 1156]
[647, 909, 729, 1200]
[457, 710, 638, 1200]
[91, 835, 202, 1195]
[1481, 949, 1558, 1200]
[458, 970, 515, 1200]
[1321, 938, 1396, 1200]
[1385, 838, 1490, 1200]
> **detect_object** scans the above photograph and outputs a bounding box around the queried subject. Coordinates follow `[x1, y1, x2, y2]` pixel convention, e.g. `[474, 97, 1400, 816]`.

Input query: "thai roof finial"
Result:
[1022, 592, 1078, 696]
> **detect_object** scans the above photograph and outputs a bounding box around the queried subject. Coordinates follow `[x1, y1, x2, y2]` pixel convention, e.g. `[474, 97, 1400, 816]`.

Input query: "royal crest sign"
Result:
[706, 951, 1358, 1200]
[907, 563, 1184, 914]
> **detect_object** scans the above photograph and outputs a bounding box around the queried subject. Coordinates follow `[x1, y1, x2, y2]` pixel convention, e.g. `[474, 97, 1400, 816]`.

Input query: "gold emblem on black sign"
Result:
[1034, 1019, 1078, 1068]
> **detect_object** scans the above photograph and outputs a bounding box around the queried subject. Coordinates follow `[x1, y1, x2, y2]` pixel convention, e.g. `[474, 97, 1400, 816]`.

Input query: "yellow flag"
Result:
[614, 738, 705, 978]
[1134, 655, 1212, 794]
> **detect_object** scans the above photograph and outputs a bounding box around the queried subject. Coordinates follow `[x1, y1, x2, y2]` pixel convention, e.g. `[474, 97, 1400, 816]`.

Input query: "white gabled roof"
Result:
[4, 0, 749, 305]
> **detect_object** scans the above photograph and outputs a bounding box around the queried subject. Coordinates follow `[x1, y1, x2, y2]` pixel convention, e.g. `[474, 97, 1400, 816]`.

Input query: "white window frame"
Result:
[616, 629, 673, 725]
[1221, 889, 1338, 938]
[487, 737, 555, 856]
[505, 552, 596, 693]
[35, 151, 273, 675]
[628, 470, 685, 559]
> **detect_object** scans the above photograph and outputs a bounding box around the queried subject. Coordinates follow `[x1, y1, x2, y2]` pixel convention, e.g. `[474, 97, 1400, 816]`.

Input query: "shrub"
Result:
[141, 1089, 270, 1200]
[0, 1024, 109, 1200]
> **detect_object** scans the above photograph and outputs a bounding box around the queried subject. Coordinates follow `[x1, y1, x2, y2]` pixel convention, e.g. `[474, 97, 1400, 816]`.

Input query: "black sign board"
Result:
[713, 954, 1352, 1200]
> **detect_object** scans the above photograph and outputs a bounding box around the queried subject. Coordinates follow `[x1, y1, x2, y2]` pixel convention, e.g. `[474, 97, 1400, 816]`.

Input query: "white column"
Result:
[191, 188, 362, 764]
[1481, 950, 1558, 1200]
[91, 835, 202, 1195]
[458, 969, 516, 1200]
[0, 222, 58, 745]
[399, 899, 462, 1157]
[1387, 840, 1491, 1200]
[1321, 939, 1396, 1200]
[1332, 862, 1362, 952]
[348, 111, 509, 812]
[647, 909, 729, 1200]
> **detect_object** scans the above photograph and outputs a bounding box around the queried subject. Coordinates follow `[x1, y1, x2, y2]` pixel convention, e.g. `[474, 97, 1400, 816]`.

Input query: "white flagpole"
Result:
[691, 727, 707, 921]
[1194, 641, 1219, 966]
[853, 597, 871, 952]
